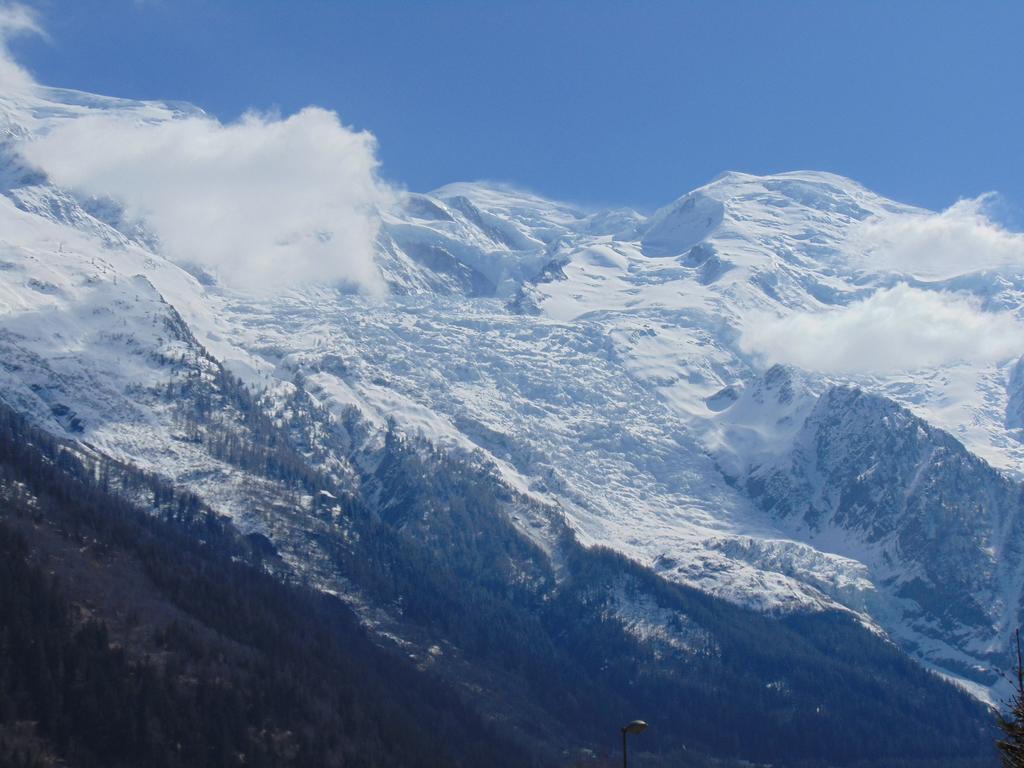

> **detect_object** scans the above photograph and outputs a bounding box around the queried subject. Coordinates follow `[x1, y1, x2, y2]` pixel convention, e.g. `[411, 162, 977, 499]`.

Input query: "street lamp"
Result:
[621, 720, 647, 768]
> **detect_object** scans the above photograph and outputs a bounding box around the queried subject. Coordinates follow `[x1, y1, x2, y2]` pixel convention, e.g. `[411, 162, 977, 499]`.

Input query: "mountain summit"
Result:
[3, 83, 1024, 723]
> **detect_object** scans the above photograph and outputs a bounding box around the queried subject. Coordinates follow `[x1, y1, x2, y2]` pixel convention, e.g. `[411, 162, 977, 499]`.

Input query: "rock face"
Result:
[3, 82, 1024, 706]
[747, 384, 1024, 692]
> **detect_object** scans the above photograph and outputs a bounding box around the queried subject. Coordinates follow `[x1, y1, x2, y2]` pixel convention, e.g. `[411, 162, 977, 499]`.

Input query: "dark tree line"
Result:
[311, 419, 1000, 767]
[0, 354, 1004, 768]
[999, 630, 1024, 767]
[0, 398, 527, 768]
[155, 362, 1001, 767]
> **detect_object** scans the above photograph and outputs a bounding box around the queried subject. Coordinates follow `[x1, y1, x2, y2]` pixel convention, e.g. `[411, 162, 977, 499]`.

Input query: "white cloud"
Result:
[5, 3, 390, 294]
[741, 285, 1024, 374]
[0, 3, 43, 92]
[853, 196, 1024, 280]
[22, 107, 394, 293]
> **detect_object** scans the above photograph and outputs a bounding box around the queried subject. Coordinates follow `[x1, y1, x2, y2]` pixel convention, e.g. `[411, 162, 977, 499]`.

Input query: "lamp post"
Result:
[621, 720, 647, 768]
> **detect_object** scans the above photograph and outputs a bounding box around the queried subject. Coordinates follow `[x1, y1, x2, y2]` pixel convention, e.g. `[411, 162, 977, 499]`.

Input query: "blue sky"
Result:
[15, 0, 1024, 215]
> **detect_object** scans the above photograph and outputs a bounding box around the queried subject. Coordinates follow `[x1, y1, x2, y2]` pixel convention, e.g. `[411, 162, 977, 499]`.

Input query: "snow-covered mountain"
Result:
[3, 82, 1024, 707]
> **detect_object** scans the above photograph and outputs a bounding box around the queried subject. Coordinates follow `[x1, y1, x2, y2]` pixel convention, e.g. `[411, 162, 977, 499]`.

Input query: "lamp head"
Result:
[622, 720, 648, 735]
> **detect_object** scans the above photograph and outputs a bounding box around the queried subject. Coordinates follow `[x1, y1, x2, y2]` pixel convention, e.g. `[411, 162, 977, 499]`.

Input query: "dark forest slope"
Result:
[0, 396, 1001, 767]
[0, 402, 525, 768]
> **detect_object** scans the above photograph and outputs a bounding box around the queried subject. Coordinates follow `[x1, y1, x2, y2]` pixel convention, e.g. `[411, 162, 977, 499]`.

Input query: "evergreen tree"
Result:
[1000, 630, 1024, 767]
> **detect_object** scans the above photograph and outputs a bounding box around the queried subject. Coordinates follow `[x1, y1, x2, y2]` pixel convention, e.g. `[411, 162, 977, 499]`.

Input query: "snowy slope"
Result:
[3, 83, 1024, 703]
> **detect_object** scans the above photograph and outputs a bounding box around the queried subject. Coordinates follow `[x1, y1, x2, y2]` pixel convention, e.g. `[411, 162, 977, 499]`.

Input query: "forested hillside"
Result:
[0, 401, 525, 768]
[0, 398, 1000, 767]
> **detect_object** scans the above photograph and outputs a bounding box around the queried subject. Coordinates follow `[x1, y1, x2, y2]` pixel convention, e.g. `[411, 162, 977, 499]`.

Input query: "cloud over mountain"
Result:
[9, 3, 392, 294]
[23, 107, 394, 294]
[853, 196, 1024, 279]
[0, 2, 43, 92]
[741, 284, 1024, 374]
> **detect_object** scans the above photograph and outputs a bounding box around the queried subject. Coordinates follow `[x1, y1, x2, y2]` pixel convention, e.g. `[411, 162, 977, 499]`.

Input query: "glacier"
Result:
[2, 82, 1024, 706]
